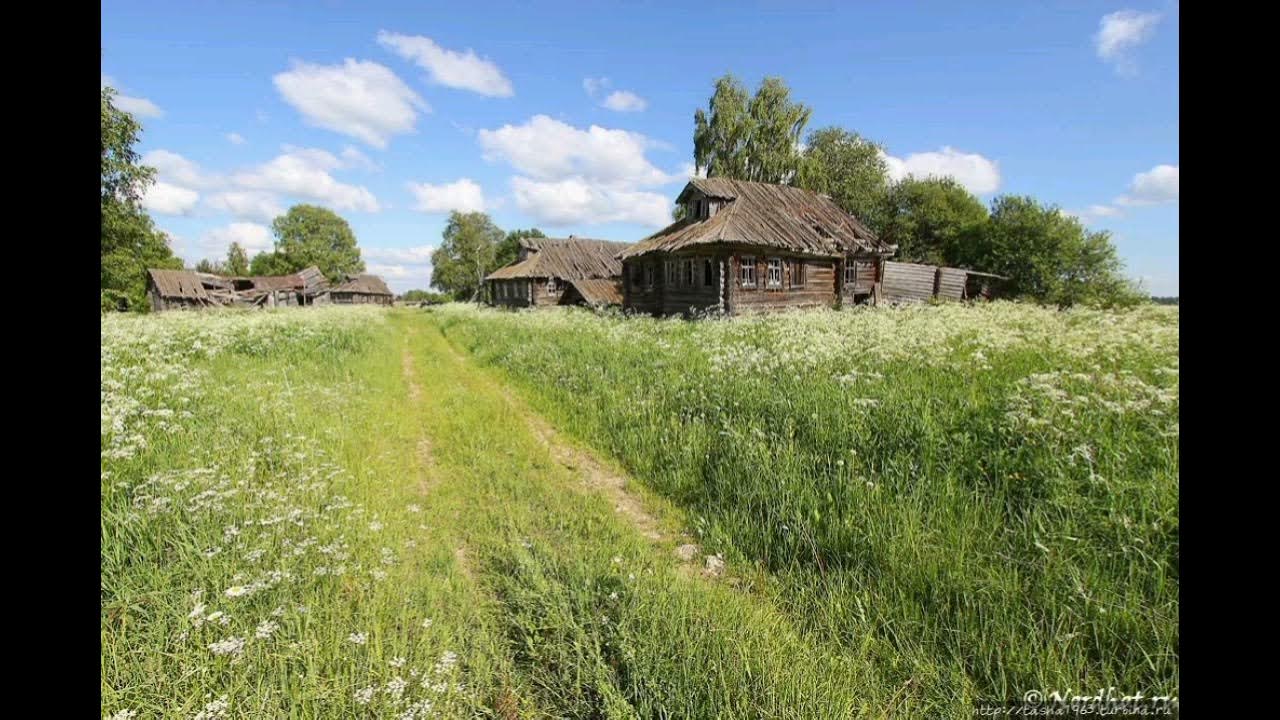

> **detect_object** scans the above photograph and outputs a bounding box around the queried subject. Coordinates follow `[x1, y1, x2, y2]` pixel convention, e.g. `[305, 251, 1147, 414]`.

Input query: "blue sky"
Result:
[102, 0, 1179, 295]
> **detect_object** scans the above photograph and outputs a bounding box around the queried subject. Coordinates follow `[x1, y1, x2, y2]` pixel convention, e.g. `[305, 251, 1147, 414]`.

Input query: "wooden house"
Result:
[146, 265, 340, 310]
[485, 237, 630, 309]
[880, 262, 1009, 303]
[618, 178, 896, 316]
[146, 269, 217, 311]
[326, 274, 394, 305]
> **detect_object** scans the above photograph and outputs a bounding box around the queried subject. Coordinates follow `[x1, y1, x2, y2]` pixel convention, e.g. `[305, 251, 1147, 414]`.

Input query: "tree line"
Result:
[691, 74, 1144, 307]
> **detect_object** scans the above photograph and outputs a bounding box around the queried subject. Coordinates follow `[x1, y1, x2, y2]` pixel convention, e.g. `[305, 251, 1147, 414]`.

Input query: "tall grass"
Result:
[435, 301, 1179, 707]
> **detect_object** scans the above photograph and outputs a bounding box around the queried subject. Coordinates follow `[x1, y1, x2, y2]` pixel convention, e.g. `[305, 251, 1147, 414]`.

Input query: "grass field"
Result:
[101, 301, 1178, 718]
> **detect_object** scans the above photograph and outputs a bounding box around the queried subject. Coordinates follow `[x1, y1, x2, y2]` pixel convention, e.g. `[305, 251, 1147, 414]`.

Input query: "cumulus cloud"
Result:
[363, 245, 436, 292]
[407, 178, 486, 213]
[1115, 164, 1178, 206]
[479, 115, 674, 188]
[510, 176, 671, 228]
[101, 74, 164, 119]
[1095, 10, 1162, 76]
[142, 149, 222, 189]
[233, 147, 381, 212]
[180, 222, 275, 264]
[602, 90, 647, 112]
[583, 77, 647, 112]
[882, 146, 1001, 194]
[377, 31, 514, 97]
[273, 58, 428, 148]
[206, 191, 286, 222]
[142, 182, 200, 216]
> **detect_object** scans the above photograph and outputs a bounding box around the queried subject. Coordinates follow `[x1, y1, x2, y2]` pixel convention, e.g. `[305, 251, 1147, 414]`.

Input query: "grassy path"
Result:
[396, 312, 899, 718]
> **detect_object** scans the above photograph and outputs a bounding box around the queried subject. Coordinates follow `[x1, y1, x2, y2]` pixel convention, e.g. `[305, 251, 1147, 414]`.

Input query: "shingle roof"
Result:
[618, 178, 893, 260]
[566, 278, 624, 307]
[486, 237, 630, 280]
[147, 269, 212, 301]
[332, 274, 392, 296]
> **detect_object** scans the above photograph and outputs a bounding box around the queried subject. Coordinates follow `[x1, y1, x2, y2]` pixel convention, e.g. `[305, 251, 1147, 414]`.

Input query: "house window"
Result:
[740, 256, 756, 288]
[645, 263, 655, 288]
[547, 278, 558, 295]
[684, 259, 694, 287]
[845, 262, 859, 286]
[704, 258, 714, 287]
[791, 259, 806, 287]
[666, 259, 679, 287]
[631, 264, 643, 286]
[767, 257, 783, 288]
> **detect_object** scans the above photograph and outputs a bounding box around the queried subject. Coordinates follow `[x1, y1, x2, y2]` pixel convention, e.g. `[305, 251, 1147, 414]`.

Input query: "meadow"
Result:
[102, 301, 1178, 718]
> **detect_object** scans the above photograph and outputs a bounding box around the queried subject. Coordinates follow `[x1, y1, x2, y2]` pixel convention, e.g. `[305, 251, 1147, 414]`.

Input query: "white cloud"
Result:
[183, 222, 275, 263]
[363, 245, 436, 293]
[206, 191, 286, 222]
[1115, 164, 1178, 206]
[583, 77, 610, 96]
[101, 74, 164, 119]
[510, 176, 671, 228]
[273, 58, 428, 148]
[1096, 10, 1162, 76]
[883, 147, 1001, 194]
[340, 146, 381, 172]
[226, 132, 246, 145]
[364, 245, 435, 265]
[142, 150, 222, 189]
[233, 147, 381, 212]
[142, 182, 200, 216]
[583, 77, 647, 112]
[407, 178, 486, 213]
[377, 31, 514, 97]
[479, 115, 674, 188]
[602, 90, 647, 112]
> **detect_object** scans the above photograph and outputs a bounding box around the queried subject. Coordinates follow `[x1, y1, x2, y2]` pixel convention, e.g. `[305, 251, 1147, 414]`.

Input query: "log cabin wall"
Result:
[489, 279, 534, 308]
[726, 252, 839, 314]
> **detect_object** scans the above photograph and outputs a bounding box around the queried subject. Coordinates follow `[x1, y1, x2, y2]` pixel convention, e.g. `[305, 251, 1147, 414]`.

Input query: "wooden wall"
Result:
[622, 252, 723, 315]
[624, 250, 844, 315]
[882, 261, 978, 303]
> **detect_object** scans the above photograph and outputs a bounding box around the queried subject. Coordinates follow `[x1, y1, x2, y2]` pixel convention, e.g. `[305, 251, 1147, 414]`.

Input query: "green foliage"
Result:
[975, 196, 1142, 308]
[194, 258, 226, 275]
[401, 289, 450, 304]
[797, 127, 891, 233]
[495, 227, 546, 269]
[880, 177, 990, 266]
[248, 251, 296, 277]
[225, 242, 250, 276]
[693, 75, 812, 183]
[101, 86, 183, 312]
[430, 211, 506, 301]
[268, 204, 366, 282]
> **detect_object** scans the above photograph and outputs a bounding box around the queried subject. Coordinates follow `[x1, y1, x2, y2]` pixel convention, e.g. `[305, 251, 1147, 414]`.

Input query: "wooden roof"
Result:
[566, 278, 624, 307]
[619, 178, 893, 260]
[332, 273, 392, 296]
[147, 269, 212, 300]
[486, 237, 630, 281]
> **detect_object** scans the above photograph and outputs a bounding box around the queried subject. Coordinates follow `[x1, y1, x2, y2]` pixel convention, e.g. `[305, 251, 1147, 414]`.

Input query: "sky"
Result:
[102, 0, 1179, 296]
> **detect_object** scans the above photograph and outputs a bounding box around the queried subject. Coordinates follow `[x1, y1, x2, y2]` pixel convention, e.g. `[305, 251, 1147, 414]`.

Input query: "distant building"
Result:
[618, 178, 896, 316]
[485, 237, 631, 309]
[326, 274, 394, 305]
[145, 266, 392, 310]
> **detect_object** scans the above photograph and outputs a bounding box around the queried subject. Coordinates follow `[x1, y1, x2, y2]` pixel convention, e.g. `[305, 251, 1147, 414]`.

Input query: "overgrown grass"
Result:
[101, 303, 1178, 718]
[434, 301, 1179, 709]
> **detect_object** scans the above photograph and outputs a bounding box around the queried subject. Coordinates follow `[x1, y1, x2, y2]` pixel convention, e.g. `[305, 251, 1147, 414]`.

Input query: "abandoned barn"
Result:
[485, 237, 631, 309]
[618, 178, 896, 316]
[328, 274, 394, 305]
[146, 266, 392, 311]
[880, 261, 1008, 303]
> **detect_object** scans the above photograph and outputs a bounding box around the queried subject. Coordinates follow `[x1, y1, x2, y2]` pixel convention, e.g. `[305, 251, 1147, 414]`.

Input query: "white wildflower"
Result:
[207, 636, 245, 656]
[348, 631, 368, 645]
[255, 620, 278, 639]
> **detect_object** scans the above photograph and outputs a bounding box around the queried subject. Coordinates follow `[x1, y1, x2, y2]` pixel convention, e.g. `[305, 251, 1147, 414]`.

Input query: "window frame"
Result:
[740, 255, 757, 288]
[791, 259, 806, 288]
[645, 263, 655, 288]
[684, 259, 694, 287]
[703, 258, 714, 287]
[766, 257, 783, 289]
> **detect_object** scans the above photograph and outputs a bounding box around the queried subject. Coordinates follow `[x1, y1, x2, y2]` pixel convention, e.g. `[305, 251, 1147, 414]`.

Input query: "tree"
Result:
[693, 75, 812, 184]
[268, 205, 365, 282]
[430, 211, 505, 301]
[101, 86, 183, 311]
[797, 127, 892, 233]
[401, 289, 449, 304]
[248, 251, 296, 277]
[194, 258, 226, 275]
[879, 177, 989, 266]
[973, 195, 1141, 308]
[225, 242, 250, 276]
[495, 227, 546, 269]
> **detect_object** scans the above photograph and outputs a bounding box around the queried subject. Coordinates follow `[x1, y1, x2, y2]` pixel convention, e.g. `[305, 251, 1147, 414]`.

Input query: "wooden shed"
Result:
[146, 269, 216, 311]
[618, 178, 896, 316]
[881, 262, 1009, 303]
[326, 274, 394, 305]
[485, 237, 630, 308]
